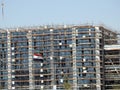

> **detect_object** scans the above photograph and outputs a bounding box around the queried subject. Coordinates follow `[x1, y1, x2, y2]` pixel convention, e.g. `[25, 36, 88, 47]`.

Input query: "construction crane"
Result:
[1, 0, 4, 19]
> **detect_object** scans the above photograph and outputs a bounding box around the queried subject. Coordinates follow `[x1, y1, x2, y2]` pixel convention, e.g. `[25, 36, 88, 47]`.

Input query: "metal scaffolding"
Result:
[0, 25, 119, 90]
[104, 34, 120, 90]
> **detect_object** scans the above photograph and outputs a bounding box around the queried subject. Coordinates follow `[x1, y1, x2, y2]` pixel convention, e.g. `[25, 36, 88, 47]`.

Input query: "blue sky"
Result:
[0, 0, 120, 31]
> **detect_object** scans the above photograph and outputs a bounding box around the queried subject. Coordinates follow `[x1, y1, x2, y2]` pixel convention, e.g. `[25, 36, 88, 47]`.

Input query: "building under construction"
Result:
[0, 25, 120, 90]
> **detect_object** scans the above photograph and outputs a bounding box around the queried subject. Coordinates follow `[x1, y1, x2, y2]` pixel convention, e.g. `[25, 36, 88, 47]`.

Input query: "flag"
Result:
[33, 53, 43, 61]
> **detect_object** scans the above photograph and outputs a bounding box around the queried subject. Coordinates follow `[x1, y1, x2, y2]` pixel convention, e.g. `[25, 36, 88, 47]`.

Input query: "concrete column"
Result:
[27, 30, 34, 90]
[95, 27, 101, 90]
[7, 31, 12, 90]
[72, 28, 77, 90]
[49, 29, 56, 89]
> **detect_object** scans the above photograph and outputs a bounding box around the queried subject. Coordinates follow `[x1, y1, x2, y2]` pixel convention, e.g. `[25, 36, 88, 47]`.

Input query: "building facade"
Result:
[0, 25, 120, 90]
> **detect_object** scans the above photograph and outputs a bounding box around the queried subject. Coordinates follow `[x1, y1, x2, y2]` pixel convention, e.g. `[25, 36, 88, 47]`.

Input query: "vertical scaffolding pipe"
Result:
[72, 28, 77, 90]
[27, 30, 34, 90]
[95, 27, 101, 90]
[7, 30, 12, 90]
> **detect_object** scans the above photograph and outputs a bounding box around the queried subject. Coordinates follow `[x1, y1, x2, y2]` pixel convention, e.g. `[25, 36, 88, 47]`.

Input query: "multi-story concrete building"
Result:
[0, 25, 120, 90]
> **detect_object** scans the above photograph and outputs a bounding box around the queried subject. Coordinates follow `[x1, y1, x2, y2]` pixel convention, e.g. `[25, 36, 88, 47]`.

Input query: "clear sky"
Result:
[0, 0, 120, 31]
